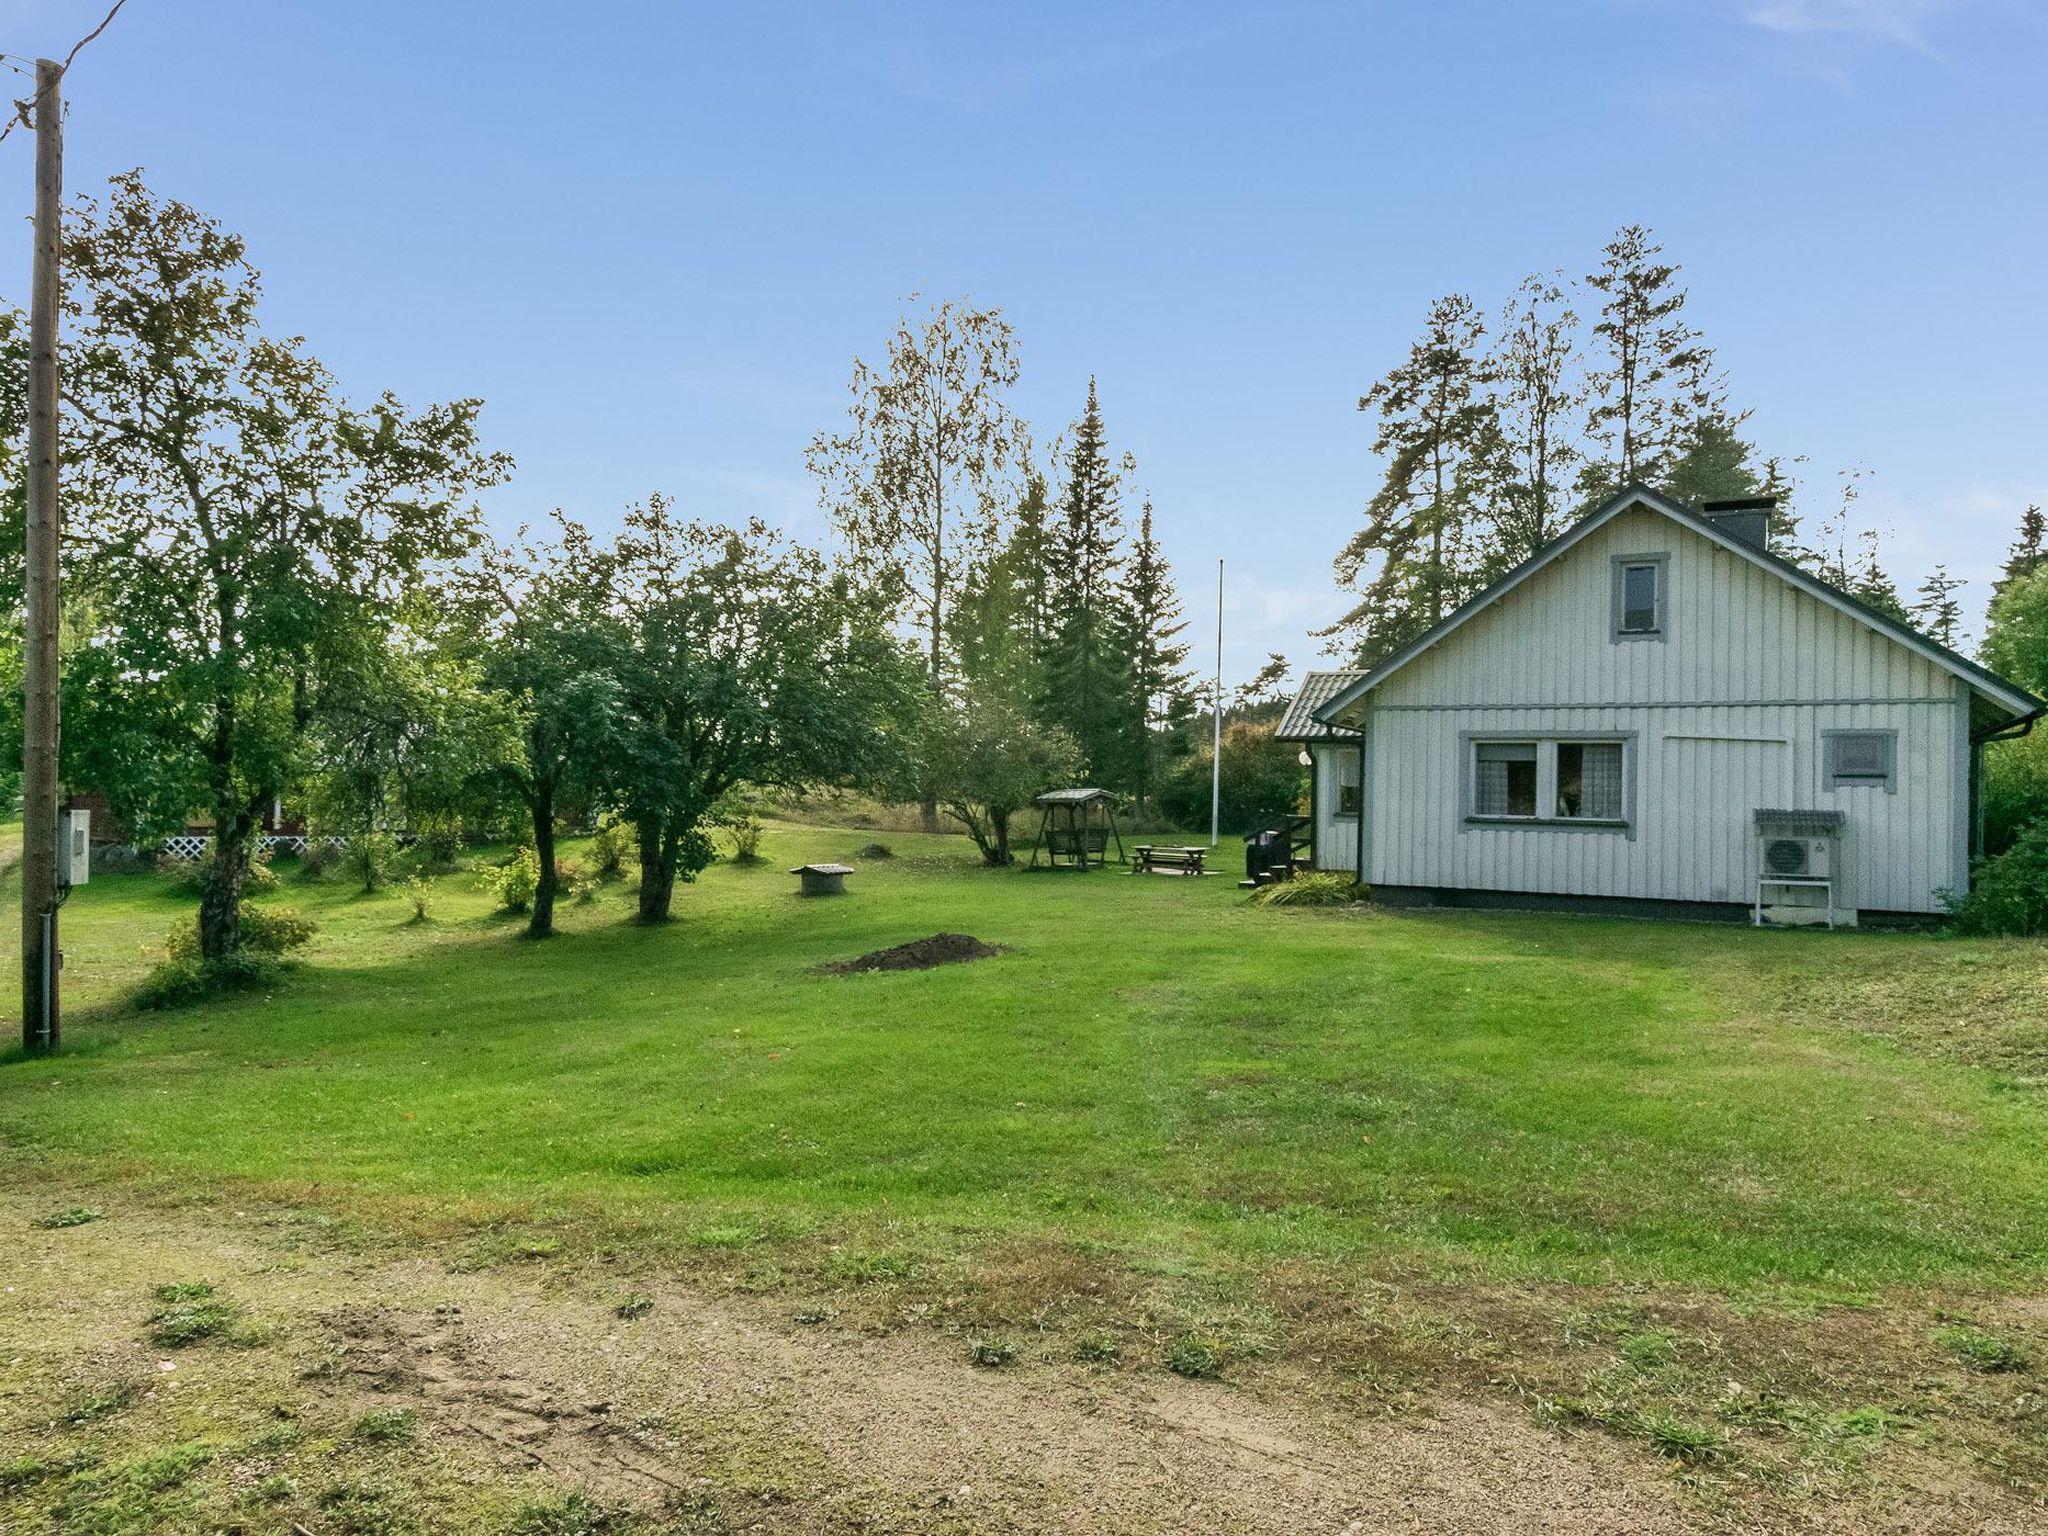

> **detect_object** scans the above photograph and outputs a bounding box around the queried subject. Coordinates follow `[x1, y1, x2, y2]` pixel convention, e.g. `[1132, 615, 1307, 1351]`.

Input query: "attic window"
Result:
[1611, 554, 1668, 641]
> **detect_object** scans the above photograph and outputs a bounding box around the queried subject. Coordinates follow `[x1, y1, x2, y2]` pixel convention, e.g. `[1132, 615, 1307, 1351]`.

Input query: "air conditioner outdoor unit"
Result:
[1762, 831, 1831, 879]
[1752, 808, 1846, 927]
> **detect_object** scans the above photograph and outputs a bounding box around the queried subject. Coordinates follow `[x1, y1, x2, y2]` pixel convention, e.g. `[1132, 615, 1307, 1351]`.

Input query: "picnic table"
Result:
[1133, 844, 1207, 876]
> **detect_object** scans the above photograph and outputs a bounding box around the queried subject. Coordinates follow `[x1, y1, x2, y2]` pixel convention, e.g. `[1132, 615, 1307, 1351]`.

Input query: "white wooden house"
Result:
[1278, 486, 2044, 924]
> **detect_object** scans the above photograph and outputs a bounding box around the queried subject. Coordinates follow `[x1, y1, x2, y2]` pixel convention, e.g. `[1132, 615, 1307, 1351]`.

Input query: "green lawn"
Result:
[5, 820, 2046, 1300]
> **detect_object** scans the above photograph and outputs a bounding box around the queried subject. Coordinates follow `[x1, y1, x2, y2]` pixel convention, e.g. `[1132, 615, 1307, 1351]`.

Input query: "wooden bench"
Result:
[1133, 844, 1206, 876]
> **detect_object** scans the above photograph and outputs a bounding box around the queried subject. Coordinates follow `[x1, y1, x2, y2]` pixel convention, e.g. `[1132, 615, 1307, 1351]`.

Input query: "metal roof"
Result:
[1032, 787, 1117, 804]
[1314, 485, 2046, 731]
[1275, 670, 1367, 740]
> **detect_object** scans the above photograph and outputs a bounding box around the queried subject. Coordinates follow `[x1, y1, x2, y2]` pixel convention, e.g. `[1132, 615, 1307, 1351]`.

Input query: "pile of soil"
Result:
[826, 932, 1006, 974]
[856, 841, 894, 859]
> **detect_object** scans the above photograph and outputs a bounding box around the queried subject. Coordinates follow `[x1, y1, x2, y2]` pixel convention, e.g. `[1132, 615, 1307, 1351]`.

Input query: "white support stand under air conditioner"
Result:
[1754, 874, 1835, 930]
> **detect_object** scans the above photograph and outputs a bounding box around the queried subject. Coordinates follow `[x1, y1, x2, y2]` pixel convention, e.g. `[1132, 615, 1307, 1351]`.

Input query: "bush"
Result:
[415, 817, 465, 871]
[1253, 871, 1364, 907]
[295, 838, 343, 881]
[1160, 718, 1305, 834]
[402, 874, 434, 924]
[589, 815, 632, 880]
[341, 831, 402, 892]
[1945, 821, 2048, 936]
[141, 906, 315, 1009]
[164, 905, 316, 963]
[480, 846, 541, 914]
[170, 842, 277, 893]
[724, 806, 765, 868]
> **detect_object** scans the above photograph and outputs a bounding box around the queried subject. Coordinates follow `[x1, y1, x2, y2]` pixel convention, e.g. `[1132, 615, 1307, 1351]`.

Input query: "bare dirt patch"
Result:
[3, 1188, 1707, 1534]
[824, 932, 1007, 974]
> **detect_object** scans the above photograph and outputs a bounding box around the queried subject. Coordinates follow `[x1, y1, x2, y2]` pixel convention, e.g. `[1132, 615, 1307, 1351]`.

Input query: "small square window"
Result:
[1825, 730, 1896, 792]
[1611, 554, 1668, 641]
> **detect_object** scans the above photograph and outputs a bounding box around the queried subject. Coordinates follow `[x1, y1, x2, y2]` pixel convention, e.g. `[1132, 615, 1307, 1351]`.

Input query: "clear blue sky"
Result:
[4, 0, 2044, 683]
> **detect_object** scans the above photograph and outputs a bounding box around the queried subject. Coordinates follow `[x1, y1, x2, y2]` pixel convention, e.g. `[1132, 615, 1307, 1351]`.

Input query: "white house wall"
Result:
[1357, 506, 1966, 914]
[1310, 742, 1360, 875]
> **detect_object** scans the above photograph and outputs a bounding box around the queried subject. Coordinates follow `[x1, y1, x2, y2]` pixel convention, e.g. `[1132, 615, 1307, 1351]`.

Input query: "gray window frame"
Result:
[1822, 727, 1898, 793]
[1610, 552, 1669, 642]
[1461, 731, 1638, 837]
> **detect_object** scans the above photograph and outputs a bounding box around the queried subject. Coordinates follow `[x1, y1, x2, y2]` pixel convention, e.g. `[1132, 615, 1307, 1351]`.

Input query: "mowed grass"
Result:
[4, 821, 2047, 1299]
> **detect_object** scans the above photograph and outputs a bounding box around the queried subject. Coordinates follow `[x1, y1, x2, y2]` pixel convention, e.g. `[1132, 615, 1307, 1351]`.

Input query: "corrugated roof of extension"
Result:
[1312, 484, 2048, 735]
[1275, 670, 1368, 740]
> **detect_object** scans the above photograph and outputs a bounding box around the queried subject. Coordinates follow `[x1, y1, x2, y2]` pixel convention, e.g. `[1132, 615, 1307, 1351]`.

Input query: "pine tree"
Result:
[1043, 377, 1132, 780]
[1487, 272, 1581, 565]
[1911, 565, 1967, 649]
[1112, 498, 1194, 813]
[1325, 293, 1495, 664]
[1999, 504, 2046, 594]
[1579, 226, 1710, 507]
[1797, 469, 1909, 623]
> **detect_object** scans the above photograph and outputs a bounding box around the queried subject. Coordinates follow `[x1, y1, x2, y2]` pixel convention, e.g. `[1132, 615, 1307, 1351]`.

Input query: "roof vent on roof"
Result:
[1700, 496, 1776, 553]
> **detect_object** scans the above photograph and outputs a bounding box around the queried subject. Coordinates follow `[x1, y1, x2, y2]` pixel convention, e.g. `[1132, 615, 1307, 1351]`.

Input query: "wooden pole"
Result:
[20, 58, 63, 1052]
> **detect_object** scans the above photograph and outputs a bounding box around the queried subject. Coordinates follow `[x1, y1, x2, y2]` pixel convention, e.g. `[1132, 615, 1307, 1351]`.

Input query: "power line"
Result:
[1, 0, 128, 144]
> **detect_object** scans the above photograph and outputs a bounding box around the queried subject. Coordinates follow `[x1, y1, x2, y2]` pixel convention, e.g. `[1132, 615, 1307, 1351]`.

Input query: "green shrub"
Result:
[402, 873, 434, 924]
[415, 817, 465, 871]
[480, 846, 541, 914]
[140, 905, 314, 1008]
[590, 815, 633, 880]
[1945, 821, 2048, 936]
[1253, 871, 1364, 907]
[170, 842, 278, 892]
[163, 905, 316, 963]
[295, 838, 343, 880]
[342, 831, 402, 892]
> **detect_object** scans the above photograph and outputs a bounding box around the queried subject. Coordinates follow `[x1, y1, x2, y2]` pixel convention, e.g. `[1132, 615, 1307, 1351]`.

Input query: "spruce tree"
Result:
[1487, 273, 1581, 565]
[1579, 226, 1710, 507]
[1043, 377, 1131, 781]
[1910, 566, 1967, 649]
[1113, 498, 1194, 813]
[1999, 504, 2046, 594]
[1325, 293, 1495, 664]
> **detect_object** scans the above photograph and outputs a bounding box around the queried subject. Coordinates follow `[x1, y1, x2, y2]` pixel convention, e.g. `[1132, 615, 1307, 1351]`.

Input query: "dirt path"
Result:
[1, 1191, 1708, 1534]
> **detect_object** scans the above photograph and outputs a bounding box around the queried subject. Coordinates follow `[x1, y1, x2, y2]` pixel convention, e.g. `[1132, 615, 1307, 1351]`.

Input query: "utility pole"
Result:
[1210, 558, 1222, 848]
[20, 56, 62, 1052]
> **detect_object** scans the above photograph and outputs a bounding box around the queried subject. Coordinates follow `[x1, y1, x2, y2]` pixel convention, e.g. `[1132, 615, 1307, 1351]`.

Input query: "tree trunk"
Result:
[528, 794, 558, 939]
[198, 807, 251, 961]
[990, 808, 1011, 866]
[637, 817, 678, 923]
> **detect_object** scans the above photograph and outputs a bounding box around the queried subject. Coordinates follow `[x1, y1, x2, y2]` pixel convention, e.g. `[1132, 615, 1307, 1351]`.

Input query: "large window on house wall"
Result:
[1468, 736, 1631, 828]
[1610, 553, 1668, 640]
[1334, 749, 1361, 816]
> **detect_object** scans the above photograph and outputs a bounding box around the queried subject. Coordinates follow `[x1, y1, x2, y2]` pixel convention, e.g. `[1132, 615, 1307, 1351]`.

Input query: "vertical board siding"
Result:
[1310, 743, 1359, 873]
[1361, 508, 1963, 913]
